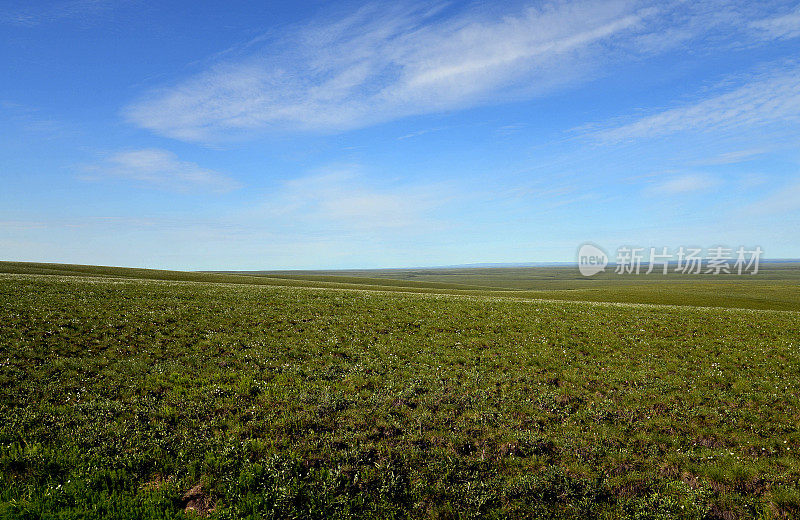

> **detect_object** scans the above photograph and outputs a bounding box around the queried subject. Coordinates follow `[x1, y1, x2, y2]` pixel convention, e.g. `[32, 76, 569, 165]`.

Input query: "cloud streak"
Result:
[125, 0, 798, 143]
[691, 149, 766, 166]
[256, 166, 445, 232]
[746, 178, 800, 215]
[81, 149, 240, 193]
[124, 0, 691, 141]
[2, 0, 121, 26]
[648, 174, 719, 195]
[591, 64, 800, 143]
[750, 7, 800, 40]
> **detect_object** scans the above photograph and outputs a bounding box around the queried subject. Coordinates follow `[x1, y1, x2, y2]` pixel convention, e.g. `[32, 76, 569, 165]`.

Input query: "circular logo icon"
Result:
[577, 243, 608, 276]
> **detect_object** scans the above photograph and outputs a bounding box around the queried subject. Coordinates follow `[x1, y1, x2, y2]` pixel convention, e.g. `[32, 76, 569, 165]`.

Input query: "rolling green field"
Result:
[1, 262, 799, 519]
[221, 262, 800, 312]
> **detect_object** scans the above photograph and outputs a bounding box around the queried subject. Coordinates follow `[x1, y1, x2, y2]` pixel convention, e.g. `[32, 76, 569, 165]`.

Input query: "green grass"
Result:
[1, 263, 800, 518]
[233, 263, 800, 312]
[4, 261, 800, 311]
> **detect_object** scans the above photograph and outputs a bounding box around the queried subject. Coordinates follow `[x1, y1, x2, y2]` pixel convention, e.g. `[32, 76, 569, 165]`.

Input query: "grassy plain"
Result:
[224, 263, 800, 311]
[1, 261, 799, 518]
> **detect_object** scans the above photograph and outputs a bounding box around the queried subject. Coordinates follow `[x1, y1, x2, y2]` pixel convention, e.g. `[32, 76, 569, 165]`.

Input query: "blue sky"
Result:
[2, 0, 799, 269]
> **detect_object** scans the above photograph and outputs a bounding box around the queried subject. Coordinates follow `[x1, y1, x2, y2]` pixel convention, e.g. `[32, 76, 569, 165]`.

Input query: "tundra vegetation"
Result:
[1, 262, 799, 519]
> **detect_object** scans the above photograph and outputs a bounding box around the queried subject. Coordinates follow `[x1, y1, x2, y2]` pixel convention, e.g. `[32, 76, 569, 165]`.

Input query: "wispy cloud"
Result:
[592, 64, 800, 143]
[746, 178, 800, 214]
[750, 7, 800, 40]
[0, 100, 66, 139]
[496, 123, 528, 135]
[125, 0, 800, 143]
[648, 174, 719, 195]
[691, 148, 766, 166]
[2, 0, 122, 26]
[80, 149, 240, 193]
[397, 126, 449, 140]
[125, 0, 714, 141]
[257, 166, 445, 231]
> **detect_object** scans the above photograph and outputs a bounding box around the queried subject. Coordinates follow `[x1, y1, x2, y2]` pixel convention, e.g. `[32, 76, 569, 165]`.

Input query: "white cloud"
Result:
[81, 149, 240, 193]
[2, 0, 120, 26]
[125, 0, 800, 142]
[649, 174, 718, 195]
[258, 167, 445, 231]
[592, 65, 800, 142]
[397, 126, 449, 140]
[124, 0, 677, 141]
[691, 148, 766, 165]
[0, 101, 66, 139]
[751, 7, 800, 40]
[746, 178, 800, 214]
